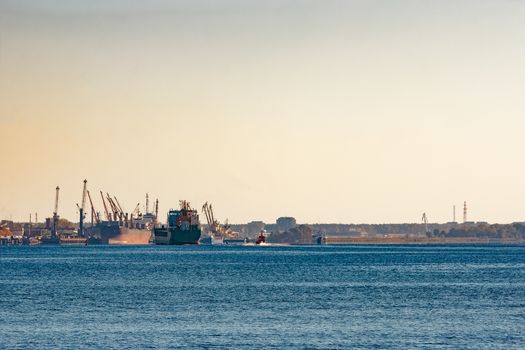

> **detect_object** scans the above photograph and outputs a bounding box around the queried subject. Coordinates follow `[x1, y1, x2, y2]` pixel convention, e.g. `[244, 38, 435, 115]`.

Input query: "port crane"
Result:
[105, 193, 120, 222]
[202, 202, 219, 233]
[131, 202, 141, 220]
[97, 190, 130, 223]
[202, 202, 234, 238]
[87, 190, 100, 225]
[52, 186, 60, 238]
[112, 195, 126, 222]
[100, 191, 111, 221]
[93, 190, 157, 224]
[77, 179, 87, 237]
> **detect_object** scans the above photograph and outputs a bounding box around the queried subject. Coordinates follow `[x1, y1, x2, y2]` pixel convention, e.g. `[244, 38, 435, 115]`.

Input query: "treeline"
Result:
[309, 223, 525, 240]
[446, 223, 524, 240]
[267, 225, 312, 244]
[309, 223, 451, 236]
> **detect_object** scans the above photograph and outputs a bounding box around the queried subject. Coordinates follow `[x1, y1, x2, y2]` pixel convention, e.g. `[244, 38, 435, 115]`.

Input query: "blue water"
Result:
[1, 245, 524, 349]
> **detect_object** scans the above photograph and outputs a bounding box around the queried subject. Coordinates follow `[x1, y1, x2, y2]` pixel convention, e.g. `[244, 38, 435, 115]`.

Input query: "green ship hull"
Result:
[154, 226, 201, 245]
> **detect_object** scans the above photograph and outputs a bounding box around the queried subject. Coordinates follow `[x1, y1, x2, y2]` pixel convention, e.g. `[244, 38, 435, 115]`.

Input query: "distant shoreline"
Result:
[321, 236, 525, 245]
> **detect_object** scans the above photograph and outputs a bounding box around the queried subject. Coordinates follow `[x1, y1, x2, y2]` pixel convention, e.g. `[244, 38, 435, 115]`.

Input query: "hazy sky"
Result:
[1, 0, 525, 224]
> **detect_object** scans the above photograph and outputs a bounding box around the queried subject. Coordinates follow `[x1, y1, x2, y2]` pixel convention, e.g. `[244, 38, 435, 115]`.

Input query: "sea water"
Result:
[1, 245, 524, 349]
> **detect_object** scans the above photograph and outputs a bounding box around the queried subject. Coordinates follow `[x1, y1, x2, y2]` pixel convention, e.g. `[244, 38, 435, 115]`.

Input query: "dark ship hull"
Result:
[40, 236, 61, 245]
[88, 221, 152, 244]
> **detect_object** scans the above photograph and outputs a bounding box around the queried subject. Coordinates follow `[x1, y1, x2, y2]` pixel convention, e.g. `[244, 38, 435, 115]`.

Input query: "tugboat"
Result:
[255, 230, 269, 245]
[154, 201, 201, 245]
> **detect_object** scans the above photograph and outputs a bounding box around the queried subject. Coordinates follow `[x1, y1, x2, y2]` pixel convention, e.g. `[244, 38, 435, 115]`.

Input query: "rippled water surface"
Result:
[1, 245, 524, 349]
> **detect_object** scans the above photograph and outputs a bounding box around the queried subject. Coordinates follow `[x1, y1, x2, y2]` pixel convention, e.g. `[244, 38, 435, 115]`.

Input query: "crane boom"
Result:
[106, 194, 120, 221]
[209, 204, 215, 224]
[100, 191, 111, 221]
[106, 194, 116, 215]
[113, 196, 127, 223]
[54, 186, 60, 215]
[87, 190, 100, 224]
[113, 196, 125, 216]
[81, 179, 87, 211]
[202, 202, 213, 227]
[79, 179, 88, 237]
[132, 202, 140, 218]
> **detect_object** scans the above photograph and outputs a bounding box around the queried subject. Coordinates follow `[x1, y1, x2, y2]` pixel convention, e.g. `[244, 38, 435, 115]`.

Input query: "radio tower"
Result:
[463, 201, 467, 223]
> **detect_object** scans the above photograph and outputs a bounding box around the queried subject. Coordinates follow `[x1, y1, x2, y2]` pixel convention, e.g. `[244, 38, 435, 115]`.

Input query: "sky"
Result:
[1, 0, 525, 224]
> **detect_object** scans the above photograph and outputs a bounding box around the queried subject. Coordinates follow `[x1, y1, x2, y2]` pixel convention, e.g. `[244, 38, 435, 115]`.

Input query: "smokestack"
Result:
[453, 205, 456, 223]
[463, 201, 467, 223]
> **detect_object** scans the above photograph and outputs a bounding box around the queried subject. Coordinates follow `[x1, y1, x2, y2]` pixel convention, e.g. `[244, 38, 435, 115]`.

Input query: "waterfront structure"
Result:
[276, 217, 297, 232]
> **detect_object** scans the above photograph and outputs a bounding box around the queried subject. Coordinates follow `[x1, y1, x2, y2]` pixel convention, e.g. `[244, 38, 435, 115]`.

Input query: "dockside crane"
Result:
[106, 194, 122, 222]
[105, 193, 118, 221]
[78, 179, 87, 237]
[87, 190, 100, 225]
[202, 202, 216, 233]
[100, 191, 111, 221]
[202, 202, 234, 238]
[131, 202, 141, 220]
[52, 186, 60, 238]
[209, 204, 216, 226]
[113, 196, 127, 223]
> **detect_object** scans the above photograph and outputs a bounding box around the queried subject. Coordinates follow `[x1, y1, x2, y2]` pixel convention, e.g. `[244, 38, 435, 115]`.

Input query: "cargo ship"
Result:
[154, 201, 201, 245]
[87, 213, 156, 244]
[86, 193, 158, 245]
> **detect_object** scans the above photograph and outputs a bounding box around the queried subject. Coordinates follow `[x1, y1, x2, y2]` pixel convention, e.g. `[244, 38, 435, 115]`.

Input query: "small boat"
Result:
[60, 236, 87, 246]
[255, 230, 270, 245]
[211, 234, 224, 245]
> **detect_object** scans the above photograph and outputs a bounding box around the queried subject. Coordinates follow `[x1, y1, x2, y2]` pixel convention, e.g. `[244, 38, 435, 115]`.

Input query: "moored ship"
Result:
[154, 201, 201, 245]
[86, 193, 157, 245]
[88, 214, 155, 244]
